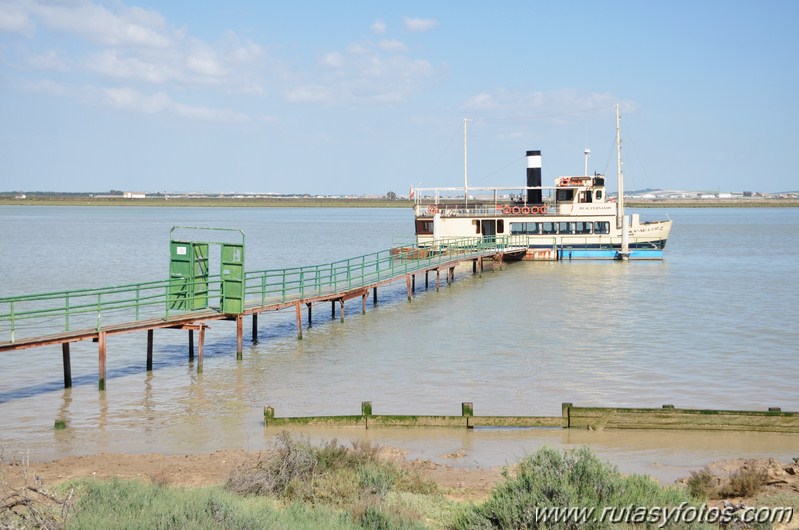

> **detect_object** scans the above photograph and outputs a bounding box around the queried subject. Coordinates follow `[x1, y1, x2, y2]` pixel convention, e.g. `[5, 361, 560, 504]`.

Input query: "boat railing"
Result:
[414, 204, 561, 217]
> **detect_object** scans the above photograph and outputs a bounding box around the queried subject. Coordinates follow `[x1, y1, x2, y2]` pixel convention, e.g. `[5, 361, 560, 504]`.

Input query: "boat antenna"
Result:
[464, 117, 470, 208]
[616, 103, 629, 255]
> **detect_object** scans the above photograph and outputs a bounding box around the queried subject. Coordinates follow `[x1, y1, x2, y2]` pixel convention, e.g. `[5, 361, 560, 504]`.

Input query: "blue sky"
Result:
[1, 1, 797, 194]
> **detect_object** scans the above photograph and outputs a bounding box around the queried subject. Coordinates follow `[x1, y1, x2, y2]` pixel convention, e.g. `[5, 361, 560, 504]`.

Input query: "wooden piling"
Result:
[295, 302, 302, 340]
[236, 315, 243, 360]
[62, 342, 72, 388]
[412, 274, 416, 292]
[146, 329, 153, 371]
[339, 299, 344, 323]
[472, 260, 477, 274]
[188, 329, 194, 360]
[197, 324, 205, 373]
[98, 331, 106, 391]
[406, 274, 412, 301]
[425, 271, 429, 289]
[305, 302, 312, 327]
[361, 292, 367, 314]
[373, 287, 377, 305]
[252, 313, 258, 344]
[331, 300, 336, 319]
[436, 269, 440, 291]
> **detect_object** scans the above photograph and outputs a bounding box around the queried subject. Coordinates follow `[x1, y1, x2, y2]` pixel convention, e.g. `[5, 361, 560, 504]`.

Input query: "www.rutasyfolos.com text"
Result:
[533, 502, 793, 527]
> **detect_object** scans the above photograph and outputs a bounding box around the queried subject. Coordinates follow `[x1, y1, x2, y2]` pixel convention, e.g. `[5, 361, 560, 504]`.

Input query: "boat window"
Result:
[542, 222, 556, 235]
[556, 189, 574, 202]
[497, 220, 505, 234]
[594, 221, 610, 234]
[415, 220, 433, 235]
[596, 190, 603, 200]
[474, 220, 481, 234]
[558, 222, 572, 234]
[510, 222, 541, 235]
[575, 221, 592, 234]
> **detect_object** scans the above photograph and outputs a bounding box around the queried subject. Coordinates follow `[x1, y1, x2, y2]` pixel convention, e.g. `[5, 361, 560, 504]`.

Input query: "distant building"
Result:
[123, 192, 146, 199]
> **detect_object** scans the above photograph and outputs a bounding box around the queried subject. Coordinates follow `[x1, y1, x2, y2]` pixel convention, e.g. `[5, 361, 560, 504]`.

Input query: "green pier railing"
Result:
[0, 236, 525, 344]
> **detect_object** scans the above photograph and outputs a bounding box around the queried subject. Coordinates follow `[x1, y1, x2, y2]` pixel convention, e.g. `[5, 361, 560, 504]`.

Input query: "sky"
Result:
[1, 1, 797, 195]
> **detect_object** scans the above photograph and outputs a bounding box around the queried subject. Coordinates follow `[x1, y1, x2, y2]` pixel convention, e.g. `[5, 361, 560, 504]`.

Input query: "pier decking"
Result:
[0, 236, 526, 390]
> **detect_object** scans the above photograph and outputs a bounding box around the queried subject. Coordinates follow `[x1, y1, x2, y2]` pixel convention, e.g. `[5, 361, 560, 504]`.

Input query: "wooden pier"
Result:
[0, 236, 526, 390]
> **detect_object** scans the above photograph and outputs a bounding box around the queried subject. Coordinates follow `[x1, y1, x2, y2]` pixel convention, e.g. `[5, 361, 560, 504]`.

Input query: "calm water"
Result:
[0, 206, 797, 480]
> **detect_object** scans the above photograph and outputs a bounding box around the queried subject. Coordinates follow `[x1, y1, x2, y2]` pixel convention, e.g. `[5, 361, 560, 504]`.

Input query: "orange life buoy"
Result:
[559, 177, 569, 186]
[503, 205, 512, 215]
[427, 205, 438, 214]
[540, 204, 548, 214]
[530, 206, 540, 215]
[521, 206, 530, 214]
[512, 206, 521, 214]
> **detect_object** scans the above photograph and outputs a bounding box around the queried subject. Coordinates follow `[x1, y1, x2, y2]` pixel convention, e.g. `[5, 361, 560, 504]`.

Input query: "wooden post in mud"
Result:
[449, 266, 455, 283]
[472, 260, 477, 274]
[252, 313, 258, 344]
[236, 315, 243, 360]
[412, 274, 416, 292]
[98, 331, 106, 391]
[146, 329, 153, 371]
[62, 343, 72, 388]
[462, 402, 474, 429]
[331, 300, 336, 319]
[295, 302, 303, 340]
[373, 287, 377, 305]
[406, 274, 412, 301]
[425, 271, 429, 289]
[361, 292, 367, 314]
[339, 299, 345, 323]
[478, 256, 483, 277]
[197, 325, 205, 373]
[436, 269, 440, 291]
[188, 329, 194, 361]
[561, 402, 572, 428]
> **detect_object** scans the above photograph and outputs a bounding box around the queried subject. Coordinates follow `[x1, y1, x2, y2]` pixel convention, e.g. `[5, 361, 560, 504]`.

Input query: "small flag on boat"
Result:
[409, 185, 415, 199]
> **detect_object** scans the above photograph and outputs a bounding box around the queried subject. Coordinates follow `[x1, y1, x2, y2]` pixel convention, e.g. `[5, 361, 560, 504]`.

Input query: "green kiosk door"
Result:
[169, 241, 209, 310]
[220, 243, 244, 314]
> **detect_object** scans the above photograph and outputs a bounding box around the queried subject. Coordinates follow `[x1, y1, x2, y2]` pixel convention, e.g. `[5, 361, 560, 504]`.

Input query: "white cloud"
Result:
[285, 85, 334, 104]
[86, 49, 177, 83]
[0, 2, 34, 35]
[378, 39, 407, 53]
[33, 1, 171, 48]
[27, 49, 71, 71]
[371, 20, 386, 34]
[186, 43, 225, 77]
[465, 92, 500, 110]
[102, 86, 248, 122]
[322, 51, 344, 68]
[403, 17, 438, 32]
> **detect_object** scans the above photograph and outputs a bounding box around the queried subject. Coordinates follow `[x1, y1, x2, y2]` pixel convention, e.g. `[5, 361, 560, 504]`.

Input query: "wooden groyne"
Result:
[0, 234, 525, 390]
[263, 402, 799, 434]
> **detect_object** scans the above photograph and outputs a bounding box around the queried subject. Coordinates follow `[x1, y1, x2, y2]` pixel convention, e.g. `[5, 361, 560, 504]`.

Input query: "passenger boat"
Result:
[411, 105, 672, 260]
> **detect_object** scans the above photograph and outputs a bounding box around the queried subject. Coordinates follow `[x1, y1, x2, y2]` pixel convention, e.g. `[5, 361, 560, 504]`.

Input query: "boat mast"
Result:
[616, 103, 629, 255]
[464, 117, 469, 208]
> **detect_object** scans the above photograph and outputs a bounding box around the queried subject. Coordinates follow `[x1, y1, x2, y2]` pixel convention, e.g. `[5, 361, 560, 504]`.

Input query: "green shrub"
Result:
[721, 464, 769, 498]
[685, 468, 719, 500]
[454, 446, 709, 529]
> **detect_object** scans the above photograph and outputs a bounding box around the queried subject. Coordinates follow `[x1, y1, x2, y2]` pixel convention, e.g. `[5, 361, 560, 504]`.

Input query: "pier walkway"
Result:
[0, 236, 526, 390]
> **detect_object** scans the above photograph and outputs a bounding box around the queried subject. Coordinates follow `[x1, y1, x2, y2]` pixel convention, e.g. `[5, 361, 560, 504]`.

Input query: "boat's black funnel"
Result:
[526, 150, 542, 204]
